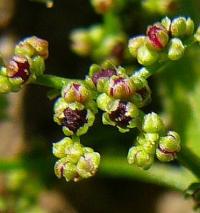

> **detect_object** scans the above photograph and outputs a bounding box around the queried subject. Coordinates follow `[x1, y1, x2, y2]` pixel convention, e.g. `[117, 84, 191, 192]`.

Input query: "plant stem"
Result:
[100, 156, 196, 191]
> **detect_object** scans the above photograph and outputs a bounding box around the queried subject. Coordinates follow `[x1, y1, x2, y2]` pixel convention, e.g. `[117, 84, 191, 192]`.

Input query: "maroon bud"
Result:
[62, 108, 87, 133]
[146, 24, 169, 50]
[7, 56, 30, 82]
[92, 69, 116, 86]
[109, 76, 135, 99]
[109, 101, 131, 128]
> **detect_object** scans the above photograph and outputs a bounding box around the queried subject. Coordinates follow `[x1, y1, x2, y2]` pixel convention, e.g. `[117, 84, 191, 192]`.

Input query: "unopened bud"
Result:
[185, 17, 194, 36]
[161, 16, 171, 31]
[91, 0, 115, 14]
[168, 38, 184, 60]
[170, 17, 187, 37]
[128, 36, 146, 57]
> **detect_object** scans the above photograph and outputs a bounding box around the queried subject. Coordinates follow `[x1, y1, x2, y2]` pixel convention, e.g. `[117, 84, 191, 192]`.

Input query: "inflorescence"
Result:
[1, 16, 200, 182]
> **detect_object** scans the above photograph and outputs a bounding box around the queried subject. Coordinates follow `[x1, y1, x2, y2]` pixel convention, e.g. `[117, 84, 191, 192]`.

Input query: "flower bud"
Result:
[54, 158, 79, 182]
[107, 76, 135, 100]
[62, 82, 91, 104]
[30, 56, 45, 76]
[96, 93, 113, 111]
[185, 17, 194, 36]
[194, 25, 200, 43]
[6, 55, 30, 83]
[70, 29, 92, 56]
[142, 112, 165, 133]
[91, 0, 115, 14]
[54, 98, 95, 136]
[89, 25, 104, 45]
[137, 45, 159, 66]
[0, 75, 13, 93]
[170, 17, 187, 37]
[101, 98, 139, 133]
[161, 16, 171, 31]
[127, 146, 154, 170]
[15, 36, 49, 59]
[146, 23, 169, 50]
[168, 38, 184, 60]
[128, 36, 146, 58]
[156, 131, 181, 162]
[76, 152, 100, 178]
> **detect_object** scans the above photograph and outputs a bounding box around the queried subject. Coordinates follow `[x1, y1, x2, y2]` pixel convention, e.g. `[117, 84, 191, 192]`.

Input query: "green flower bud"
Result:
[91, 0, 115, 14]
[161, 16, 171, 31]
[185, 17, 194, 36]
[142, 112, 165, 133]
[137, 45, 159, 66]
[158, 131, 181, 159]
[96, 93, 113, 111]
[30, 56, 45, 76]
[70, 29, 92, 56]
[54, 158, 80, 182]
[194, 25, 200, 43]
[0, 75, 13, 93]
[76, 151, 100, 179]
[168, 38, 185, 60]
[170, 17, 187, 37]
[127, 146, 154, 170]
[101, 97, 140, 133]
[61, 82, 91, 104]
[15, 36, 49, 59]
[89, 25, 104, 45]
[128, 36, 146, 58]
[53, 137, 73, 158]
[54, 98, 95, 136]
[146, 23, 169, 50]
[156, 148, 175, 162]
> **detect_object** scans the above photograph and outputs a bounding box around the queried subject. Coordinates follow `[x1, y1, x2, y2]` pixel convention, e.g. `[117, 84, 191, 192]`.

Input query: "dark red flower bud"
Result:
[146, 24, 169, 50]
[7, 56, 30, 82]
[109, 101, 132, 128]
[62, 108, 87, 133]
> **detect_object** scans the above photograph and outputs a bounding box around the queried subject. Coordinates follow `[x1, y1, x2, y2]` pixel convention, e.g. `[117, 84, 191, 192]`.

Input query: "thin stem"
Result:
[100, 156, 197, 191]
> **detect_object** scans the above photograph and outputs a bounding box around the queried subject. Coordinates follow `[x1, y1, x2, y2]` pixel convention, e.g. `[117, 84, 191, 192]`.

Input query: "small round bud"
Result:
[0, 75, 13, 93]
[168, 38, 184, 60]
[53, 137, 73, 158]
[158, 131, 181, 154]
[146, 24, 169, 50]
[185, 17, 194, 36]
[70, 29, 92, 56]
[156, 147, 175, 162]
[89, 25, 104, 45]
[96, 93, 113, 111]
[137, 45, 159, 66]
[161, 16, 171, 31]
[107, 76, 135, 100]
[128, 36, 146, 58]
[91, 0, 115, 14]
[128, 146, 154, 170]
[142, 112, 165, 133]
[54, 158, 79, 182]
[76, 152, 100, 179]
[62, 82, 91, 104]
[194, 25, 200, 43]
[6, 55, 30, 82]
[170, 17, 187, 37]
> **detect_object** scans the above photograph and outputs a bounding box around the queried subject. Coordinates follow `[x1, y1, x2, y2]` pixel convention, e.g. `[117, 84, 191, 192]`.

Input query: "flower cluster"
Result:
[128, 16, 195, 66]
[70, 26, 127, 64]
[53, 137, 100, 182]
[86, 61, 151, 132]
[128, 113, 181, 169]
[0, 36, 48, 93]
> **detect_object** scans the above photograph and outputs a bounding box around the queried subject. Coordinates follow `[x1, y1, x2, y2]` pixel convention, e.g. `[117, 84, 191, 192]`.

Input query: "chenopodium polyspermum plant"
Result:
[1, 16, 200, 183]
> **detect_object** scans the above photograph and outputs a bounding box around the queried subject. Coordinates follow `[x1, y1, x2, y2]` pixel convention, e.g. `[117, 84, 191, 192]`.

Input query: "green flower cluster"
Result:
[128, 113, 181, 169]
[128, 16, 195, 66]
[70, 26, 128, 64]
[53, 137, 100, 182]
[86, 61, 151, 132]
[0, 36, 48, 93]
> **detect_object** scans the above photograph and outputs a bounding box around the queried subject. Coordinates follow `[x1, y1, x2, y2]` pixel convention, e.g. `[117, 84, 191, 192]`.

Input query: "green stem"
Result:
[178, 146, 200, 179]
[100, 156, 196, 191]
[33, 74, 83, 90]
